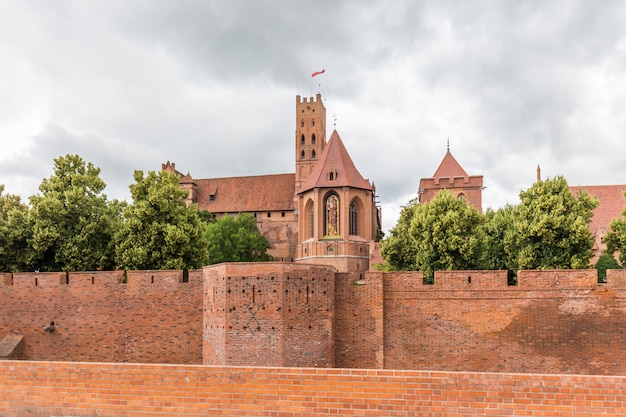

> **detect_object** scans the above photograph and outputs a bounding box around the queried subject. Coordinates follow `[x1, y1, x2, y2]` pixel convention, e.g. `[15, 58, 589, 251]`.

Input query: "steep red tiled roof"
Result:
[298, 130, 372, 194]
[432, 150, 468, 178]
[194, 173, 295, 213]
[570, 184, 626, 237]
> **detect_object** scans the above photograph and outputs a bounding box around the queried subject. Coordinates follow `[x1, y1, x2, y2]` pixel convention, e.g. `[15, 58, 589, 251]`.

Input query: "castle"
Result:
[163, 94, 382, 273]
[3, 94, 626, 416]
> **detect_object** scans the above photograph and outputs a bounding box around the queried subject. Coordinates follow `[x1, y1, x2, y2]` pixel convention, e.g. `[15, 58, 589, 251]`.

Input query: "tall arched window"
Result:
[301, 150, 305, 159]
[349, 200, 358, 235]
[300, 134, 305, 145]
[324, 192, 339, 236]
[309, 201, 315, 239]
[312, 134, 316, 145]
[312, 149, 316, 159]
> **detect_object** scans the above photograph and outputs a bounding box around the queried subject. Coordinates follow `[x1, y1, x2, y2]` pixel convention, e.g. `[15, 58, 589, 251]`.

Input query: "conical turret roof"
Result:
[298, 130, 372, 194]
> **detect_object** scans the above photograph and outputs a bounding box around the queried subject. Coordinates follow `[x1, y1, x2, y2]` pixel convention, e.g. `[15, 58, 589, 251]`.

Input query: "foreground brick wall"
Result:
[1, 360, 625, 416]
[0, 270, 203, 363]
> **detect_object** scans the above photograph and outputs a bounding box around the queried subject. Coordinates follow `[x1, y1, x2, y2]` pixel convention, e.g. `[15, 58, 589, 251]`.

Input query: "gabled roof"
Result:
[298, 130, 372, 194]
[432, 150, 468, 178]
[194, 173, 295, 213]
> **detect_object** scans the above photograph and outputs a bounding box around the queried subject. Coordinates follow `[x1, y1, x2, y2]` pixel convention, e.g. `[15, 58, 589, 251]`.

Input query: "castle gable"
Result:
[298, 130, 372, 194]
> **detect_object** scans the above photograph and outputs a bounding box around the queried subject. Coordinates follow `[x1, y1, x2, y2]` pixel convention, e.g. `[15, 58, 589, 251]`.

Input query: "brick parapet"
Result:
[1, 360, 626, 416]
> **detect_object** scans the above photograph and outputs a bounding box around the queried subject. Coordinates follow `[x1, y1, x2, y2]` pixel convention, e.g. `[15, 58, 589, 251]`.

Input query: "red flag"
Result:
[311, 69, 325, 77]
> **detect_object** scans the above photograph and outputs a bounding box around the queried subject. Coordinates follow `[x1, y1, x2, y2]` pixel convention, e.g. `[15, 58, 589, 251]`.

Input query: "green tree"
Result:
[379, 199, 419, 271]
[0, 185, 33, 272]
[410, 190, 486, 280]
[595, 253, 622, 282]
[380, 192, 486, 278]
[116, 170, 208, 270]
[603, 191, 626, 266]
[483, 205, 515, 271]
[29, 155, 118, 271]
[504, 176, 598, 271]
[205, 213, 272, 265]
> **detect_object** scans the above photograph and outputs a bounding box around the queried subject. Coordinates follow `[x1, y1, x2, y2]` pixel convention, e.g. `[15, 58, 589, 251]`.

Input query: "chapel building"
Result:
[163, 93, 382, 272]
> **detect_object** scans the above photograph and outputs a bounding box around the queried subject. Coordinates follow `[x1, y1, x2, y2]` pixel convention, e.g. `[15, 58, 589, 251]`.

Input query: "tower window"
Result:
[312, 120, 315, 127]
[301, 120, 304, 127]
[349, 200, 358, 235]
[301, 134, 305, 145]
[312, 134, 316, 145]
[301, 150, 305, 159]
[312, 149, 316, 159]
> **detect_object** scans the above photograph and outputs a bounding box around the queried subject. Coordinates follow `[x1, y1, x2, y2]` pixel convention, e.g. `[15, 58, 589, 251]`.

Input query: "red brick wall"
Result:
[1, 360, 625, 416]
[334, 271, 384, 368]
[0, 270, 203, 364]
[203, 263, 335, 368]
[380, 269, 626, 374]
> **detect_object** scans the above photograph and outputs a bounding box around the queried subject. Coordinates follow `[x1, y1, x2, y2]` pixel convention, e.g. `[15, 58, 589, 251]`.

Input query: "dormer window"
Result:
[327, 170, 337, 181]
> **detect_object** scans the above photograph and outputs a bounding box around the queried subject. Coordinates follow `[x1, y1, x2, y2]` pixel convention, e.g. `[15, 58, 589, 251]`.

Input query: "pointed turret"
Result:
[418, 145, 483, 213]
[298, 130, 372, 194]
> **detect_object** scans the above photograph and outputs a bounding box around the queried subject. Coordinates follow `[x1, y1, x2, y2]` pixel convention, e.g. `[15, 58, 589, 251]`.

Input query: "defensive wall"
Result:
[3, 266, 626, 375]
[0, 270, 203, 363]
[2, 360, 626, 416]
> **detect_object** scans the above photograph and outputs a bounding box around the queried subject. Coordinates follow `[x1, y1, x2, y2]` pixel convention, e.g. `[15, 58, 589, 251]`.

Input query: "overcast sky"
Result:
[2, 1, 626, 233]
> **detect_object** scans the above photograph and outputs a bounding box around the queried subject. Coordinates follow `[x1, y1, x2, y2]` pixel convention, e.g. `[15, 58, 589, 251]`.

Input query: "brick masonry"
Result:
[1, 360, 626, 416]
[3, 267, 626, 375]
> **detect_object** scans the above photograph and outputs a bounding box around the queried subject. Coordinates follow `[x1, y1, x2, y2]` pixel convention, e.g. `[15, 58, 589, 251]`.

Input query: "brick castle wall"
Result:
[2, 360, 626, 416]
[203, 262, 335, 367]
[378, 268, 626, 374]
[3, 267, 626, 374]
[0, 270, 203, 363]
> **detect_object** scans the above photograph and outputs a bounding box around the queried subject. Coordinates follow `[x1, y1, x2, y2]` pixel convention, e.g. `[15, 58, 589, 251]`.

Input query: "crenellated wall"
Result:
[3, 267, 626, 375]
[0, 270, 203, 363]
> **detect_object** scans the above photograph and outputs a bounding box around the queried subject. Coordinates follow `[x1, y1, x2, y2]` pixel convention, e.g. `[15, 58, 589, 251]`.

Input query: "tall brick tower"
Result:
[295, 94, 327, 191]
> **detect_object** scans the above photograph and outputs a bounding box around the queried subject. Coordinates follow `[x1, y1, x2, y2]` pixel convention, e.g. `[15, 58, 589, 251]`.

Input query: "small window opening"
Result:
[312, 149, 316, 159]
[301, 120, 304, 127]
[91, 276, 95, 285]
[300, 134, 305, 145]
[312, 120, 315, 127]
[468, 276, 472, 284]
[182, 270, 189, 283]
[301, 150, 305, 159]
[329, 172, 334, 180]
[151, 275, 154, 284]
[312, 133, 316, 144]
[254, 213, 257, 218]
[267, 212, 271, 218]
[209, 194, 215, 201]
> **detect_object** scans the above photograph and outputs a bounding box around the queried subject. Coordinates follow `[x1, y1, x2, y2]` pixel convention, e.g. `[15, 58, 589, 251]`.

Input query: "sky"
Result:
[2, 0, 626, 233]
